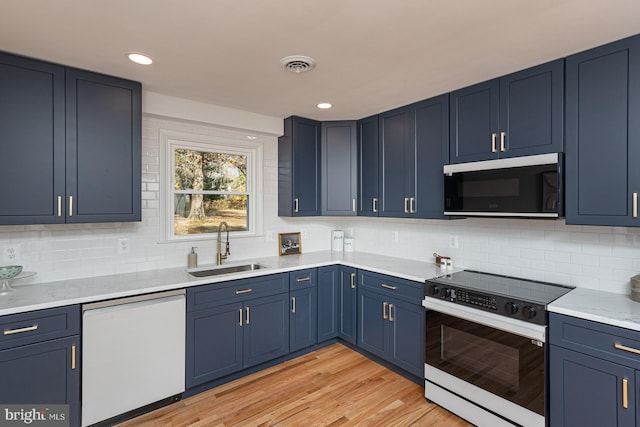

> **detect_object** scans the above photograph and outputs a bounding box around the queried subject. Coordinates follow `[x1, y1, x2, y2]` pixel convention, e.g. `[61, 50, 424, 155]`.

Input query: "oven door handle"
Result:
[422, 297, 546, 342]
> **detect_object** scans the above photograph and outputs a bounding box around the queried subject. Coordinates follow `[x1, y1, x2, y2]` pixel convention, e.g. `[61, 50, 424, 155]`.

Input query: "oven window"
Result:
[426, 310, 544, 415]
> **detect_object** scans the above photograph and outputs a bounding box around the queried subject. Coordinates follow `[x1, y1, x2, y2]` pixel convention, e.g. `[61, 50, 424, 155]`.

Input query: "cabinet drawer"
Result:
[0, 306, 80, 351]
[187, 273, 288, 311]
[550, 313, 640, 370]
[359, 270, 423, 303]
[289, 268, 317, 290]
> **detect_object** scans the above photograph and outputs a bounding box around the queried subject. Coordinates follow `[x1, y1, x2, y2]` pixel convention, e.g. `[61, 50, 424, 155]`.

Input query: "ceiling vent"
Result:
[280, 55, 316, 73]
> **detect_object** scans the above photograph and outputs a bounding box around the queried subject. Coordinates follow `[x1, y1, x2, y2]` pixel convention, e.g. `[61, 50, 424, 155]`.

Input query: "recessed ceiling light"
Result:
[317, 103, 333, 109]
[128, 53, 153, 65]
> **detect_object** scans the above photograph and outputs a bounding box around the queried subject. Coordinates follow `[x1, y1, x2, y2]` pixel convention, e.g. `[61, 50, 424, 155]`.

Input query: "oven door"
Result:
[424, 298, 546, 426]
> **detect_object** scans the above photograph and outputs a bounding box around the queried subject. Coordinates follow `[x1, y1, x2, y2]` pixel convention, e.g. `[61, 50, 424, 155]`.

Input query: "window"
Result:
[160, 128, 263, 241]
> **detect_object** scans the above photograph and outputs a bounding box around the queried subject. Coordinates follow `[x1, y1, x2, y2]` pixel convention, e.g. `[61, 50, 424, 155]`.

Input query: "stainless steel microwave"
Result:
[444, 153, 562, 218]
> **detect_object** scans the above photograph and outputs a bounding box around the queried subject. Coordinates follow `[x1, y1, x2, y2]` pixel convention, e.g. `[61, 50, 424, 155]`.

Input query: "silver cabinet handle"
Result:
[372, 198, 378, 213]
[57, 196, 62, 217]
[294, 198, 299, 213]
[381, 284, 397, 290]
[491, 133, 497, 153]
[69, 196, 73, 217]
[404, 198, 409, 213]
[291, 296, 296, 313]
[500, 131, 506, 152]
[3, 324, 38, 335]
[633, 193, 638, 219]
[350, 273, 356, 289]
[383, 301, 388, 319]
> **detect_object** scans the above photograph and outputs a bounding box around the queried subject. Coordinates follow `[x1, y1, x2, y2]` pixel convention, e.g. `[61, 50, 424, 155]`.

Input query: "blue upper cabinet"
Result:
[278, 116, 321, 216]
[450, 59, 564, 163]
[0, 51, 141, 225]
[565, 35, 640, 226]
[66, 68, 141, 223]
[357, 115, 379, 216]
[378, 94, 449, 219]
[321, 121, 357, 216]
[0, 52, 65, 224]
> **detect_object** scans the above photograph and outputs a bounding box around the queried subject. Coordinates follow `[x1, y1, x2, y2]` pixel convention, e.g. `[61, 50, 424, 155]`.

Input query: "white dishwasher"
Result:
[82, 289, 185, 426]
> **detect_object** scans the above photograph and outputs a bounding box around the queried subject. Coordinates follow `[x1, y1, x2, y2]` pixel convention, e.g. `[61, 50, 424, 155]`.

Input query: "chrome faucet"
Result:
[216, 221, 231, 265]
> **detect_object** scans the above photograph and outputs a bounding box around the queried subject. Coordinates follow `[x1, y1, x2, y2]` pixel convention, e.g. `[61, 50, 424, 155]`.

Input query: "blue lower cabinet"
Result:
[358, 288, 424, 377]
[186, 275, 290, 389]
[0, 336, 80, 426]
[186, 302, 244, 388]
[290, 287, 317, 352]
[550, 345, 635, 427]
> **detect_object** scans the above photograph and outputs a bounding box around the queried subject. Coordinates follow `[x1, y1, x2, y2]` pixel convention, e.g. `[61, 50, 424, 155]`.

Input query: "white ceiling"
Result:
[2, 0, 640, 121]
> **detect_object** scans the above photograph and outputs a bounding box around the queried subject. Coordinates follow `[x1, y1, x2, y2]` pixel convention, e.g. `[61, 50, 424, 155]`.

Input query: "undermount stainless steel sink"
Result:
[187, 263, 269, 278]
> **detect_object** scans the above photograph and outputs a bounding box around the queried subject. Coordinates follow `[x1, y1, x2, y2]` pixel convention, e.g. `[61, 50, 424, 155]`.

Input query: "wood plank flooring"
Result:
[118, 344, 471, 426]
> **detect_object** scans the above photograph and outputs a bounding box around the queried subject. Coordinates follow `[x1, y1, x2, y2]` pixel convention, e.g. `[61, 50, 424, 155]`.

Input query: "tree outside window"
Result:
[173, 148, 248, 235]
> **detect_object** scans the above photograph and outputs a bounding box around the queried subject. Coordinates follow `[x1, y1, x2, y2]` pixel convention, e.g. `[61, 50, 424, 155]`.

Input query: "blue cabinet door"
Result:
[0, 336, 79, 426]
[186, 302, 243, 388]
[278, 116, 321, 216]
[290, 287, 317, 352]
[388, 298, 424, 377]
[550, 345, 635, 427]
[413, 95, 449, 219]
[566, 35, 640, 226]
[0, 52, 65, 225]
[357, 115, 379, 216]
[338, 266, 357, 345]
[65, 68, 141, 223]
[321, 121, 357, 216]
[378, 106, 414, 217]
[450, 79, 500, 163]
[243, 293, 290, 368]
[499, 59, 564, 158]
[317, 265, 339, 342]
[358, 289, 389, 359]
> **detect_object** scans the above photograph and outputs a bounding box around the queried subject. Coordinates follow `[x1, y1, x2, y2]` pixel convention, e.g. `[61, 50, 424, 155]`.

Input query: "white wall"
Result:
[1, 94, 639, 294]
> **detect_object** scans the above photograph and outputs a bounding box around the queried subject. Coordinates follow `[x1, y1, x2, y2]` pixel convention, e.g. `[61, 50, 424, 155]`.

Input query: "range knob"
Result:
[523, 306, 537, 319]
[429, 285, 440, 296]
[505, 302, 519, 315]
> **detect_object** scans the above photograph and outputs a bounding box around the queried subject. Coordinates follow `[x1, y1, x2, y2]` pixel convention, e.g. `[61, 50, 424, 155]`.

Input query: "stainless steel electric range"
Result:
[423, 270, 574, 427]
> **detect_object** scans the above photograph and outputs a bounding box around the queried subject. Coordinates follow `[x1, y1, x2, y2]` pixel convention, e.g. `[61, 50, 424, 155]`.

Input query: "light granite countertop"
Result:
[548, 287, 640, 332]
[0, 251, 455, 316]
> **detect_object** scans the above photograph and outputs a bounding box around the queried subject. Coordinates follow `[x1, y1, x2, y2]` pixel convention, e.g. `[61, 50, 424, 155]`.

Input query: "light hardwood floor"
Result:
[118, 343, 471, 426]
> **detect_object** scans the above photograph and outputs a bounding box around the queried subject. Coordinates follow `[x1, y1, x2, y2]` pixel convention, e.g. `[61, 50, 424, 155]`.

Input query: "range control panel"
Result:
[424, 282, 547, 326]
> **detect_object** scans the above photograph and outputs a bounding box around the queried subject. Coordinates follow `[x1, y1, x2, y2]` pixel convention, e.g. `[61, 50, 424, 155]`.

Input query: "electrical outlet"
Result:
[392, 231, 399, 243]
[449, 235, 459, 249]
[266, 231, 276, 241]
[117, 238, 130, 254]
[2, 244, 21, 263]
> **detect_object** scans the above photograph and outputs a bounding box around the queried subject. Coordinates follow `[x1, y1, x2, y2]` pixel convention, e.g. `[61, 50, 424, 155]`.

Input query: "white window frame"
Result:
[159, 128, 263, 242]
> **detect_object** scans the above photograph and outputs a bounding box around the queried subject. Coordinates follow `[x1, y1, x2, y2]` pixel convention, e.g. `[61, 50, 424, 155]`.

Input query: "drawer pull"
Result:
[3, 324, 39, 335]
[235, 289, 253, 295]
[614, 343, 640, 355]
[350, 273, 356, 289]
[383, 302, 388, 320]
[72, 345, 76, 370]
[623, 378, 629, 409]
[296, 277, 311, 282]
[380, 284, 397, 290]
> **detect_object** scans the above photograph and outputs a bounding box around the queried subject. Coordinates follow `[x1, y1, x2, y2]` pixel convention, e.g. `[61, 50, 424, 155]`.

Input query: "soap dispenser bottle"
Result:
[188, 247, 198, 268]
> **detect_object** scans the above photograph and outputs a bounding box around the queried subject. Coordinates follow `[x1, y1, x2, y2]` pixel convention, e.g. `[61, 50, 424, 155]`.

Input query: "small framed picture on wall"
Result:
[279, 232, 301, 256]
